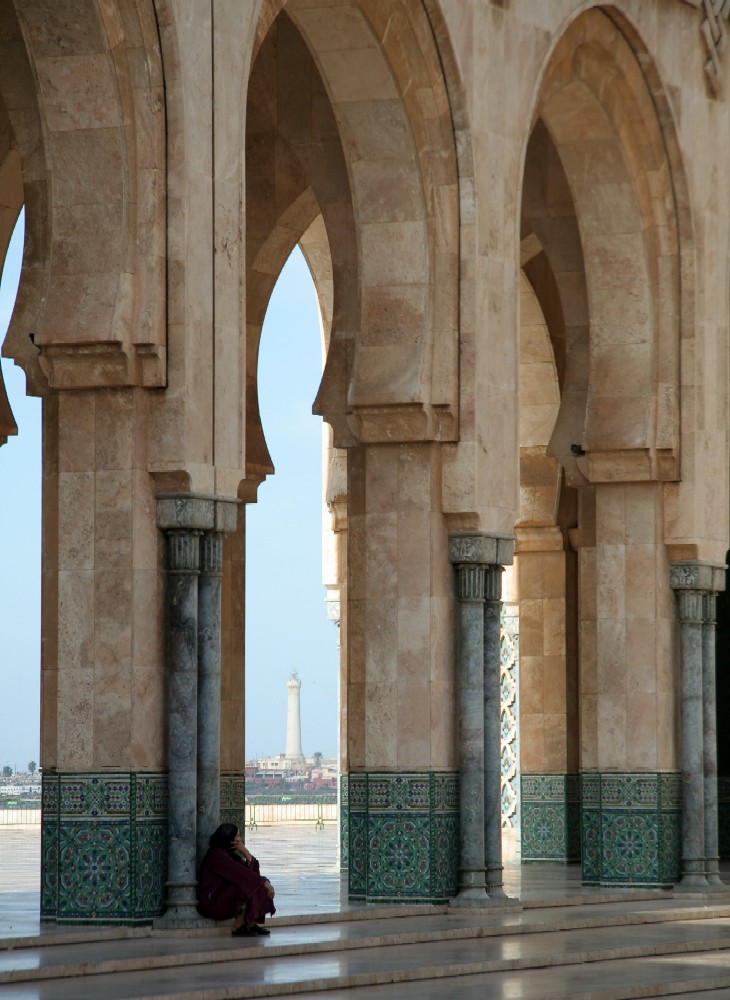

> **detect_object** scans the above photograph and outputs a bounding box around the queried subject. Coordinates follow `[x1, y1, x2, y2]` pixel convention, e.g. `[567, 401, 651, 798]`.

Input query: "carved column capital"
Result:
[200, 531, 224, 576]
[448, 532, 515, 567]
[669, 560, 726, 594]
[484, 564, 504, 603]
[457, 563, 485, 602]
[167, 530, 201, 574]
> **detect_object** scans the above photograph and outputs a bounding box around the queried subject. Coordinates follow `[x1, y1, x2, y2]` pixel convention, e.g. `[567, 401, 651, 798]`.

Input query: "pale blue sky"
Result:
[0, 214, 338, 768]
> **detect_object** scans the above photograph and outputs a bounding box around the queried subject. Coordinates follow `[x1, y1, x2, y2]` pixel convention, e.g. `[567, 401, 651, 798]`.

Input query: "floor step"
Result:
[2, 905, 730, 998]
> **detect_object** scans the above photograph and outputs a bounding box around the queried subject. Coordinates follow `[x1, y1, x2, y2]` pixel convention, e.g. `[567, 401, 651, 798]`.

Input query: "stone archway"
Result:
[519, 7, 690, 887]
[243, 1, 461, 904]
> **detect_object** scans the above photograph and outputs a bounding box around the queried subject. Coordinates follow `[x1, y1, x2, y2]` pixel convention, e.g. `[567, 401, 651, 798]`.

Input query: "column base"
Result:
[674, 859, 709, 892]
[348, 772, 459, 903]
[705, 858, 727, 887]
[155, 883, 208, 928]
[451, 886, 487, 907]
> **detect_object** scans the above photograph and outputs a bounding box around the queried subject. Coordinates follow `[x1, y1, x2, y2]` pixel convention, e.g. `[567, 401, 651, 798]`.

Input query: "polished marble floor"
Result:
[3, 823, 730, 998]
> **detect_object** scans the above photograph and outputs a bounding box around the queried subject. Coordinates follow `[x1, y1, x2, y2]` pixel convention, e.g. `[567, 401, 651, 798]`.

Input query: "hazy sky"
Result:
[0, 213, 338, 769]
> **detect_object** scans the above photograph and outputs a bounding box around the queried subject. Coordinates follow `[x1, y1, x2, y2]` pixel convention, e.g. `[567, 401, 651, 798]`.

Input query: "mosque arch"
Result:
[0, 0, 166, 393]
[247, 0, 459, 452]
[523, 7, 689, 486]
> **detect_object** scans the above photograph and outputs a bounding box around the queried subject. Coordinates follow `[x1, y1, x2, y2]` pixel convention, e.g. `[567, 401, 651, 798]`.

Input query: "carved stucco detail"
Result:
[701, 0, 730, 91]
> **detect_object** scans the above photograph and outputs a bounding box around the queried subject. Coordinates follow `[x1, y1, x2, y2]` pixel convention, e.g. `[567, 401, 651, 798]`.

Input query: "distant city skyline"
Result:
[0, 213, 338, 766]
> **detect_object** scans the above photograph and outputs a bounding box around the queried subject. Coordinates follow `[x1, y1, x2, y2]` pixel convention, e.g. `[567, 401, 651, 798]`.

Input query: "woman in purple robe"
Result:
[197, 823, 276, 936]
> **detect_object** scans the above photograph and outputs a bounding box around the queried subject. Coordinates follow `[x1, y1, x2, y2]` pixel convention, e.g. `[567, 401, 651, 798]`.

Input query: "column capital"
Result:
[669, 560, 726, 594]
[167, 529, 201, 574]
[448, 532, 515, 567]
[676, 589, 705, 625]
[156, 493, 240, 533]
[199, 530, 224, 575]
[457, 563, 485, 601]
[484, 564, 503, 603]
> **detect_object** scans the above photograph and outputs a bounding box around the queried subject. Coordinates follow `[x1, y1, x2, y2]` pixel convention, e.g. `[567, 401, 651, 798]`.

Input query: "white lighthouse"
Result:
[284, 670, 305, 766]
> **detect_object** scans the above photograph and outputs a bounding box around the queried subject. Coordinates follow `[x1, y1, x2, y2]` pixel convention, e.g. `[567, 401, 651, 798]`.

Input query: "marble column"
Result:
[671, 560, 726, 891]
[484, 564, 506, 898]
[703, 591, 722, 886]
[449, 533, 514, 905]
[197, 529, 224, 868]
[162, 524, 202, 919]
[454, 559, 487, 901]
[196, 499, 239, 868]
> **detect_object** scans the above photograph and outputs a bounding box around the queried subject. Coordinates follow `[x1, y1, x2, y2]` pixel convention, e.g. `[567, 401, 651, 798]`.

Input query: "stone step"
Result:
[2, 903, 730, 998]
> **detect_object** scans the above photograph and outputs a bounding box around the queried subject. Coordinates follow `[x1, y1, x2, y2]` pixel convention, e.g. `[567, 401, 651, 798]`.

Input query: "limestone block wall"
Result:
[41, 389, 164, 773]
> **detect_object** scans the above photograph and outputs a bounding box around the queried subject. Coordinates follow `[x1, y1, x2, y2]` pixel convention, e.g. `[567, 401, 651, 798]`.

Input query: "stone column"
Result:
[161, 524, 202, 919]
[197, 528, 224, 868]
[449, 533, 514, 905]
[196, 498, 239, 867]
[703, 591, 722, 886]
[484, 564, 506, 898]
[453, 558, 487, 902]
[157, 494, 229, 925]
[671, 561, 726, 891]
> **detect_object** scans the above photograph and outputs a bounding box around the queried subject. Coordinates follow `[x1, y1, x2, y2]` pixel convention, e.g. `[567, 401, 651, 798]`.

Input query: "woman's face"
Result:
[231, 830, 245, 852]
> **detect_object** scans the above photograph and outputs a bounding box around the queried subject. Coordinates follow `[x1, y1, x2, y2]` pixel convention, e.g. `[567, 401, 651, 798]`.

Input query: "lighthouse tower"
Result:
[284, 671, 305, 767]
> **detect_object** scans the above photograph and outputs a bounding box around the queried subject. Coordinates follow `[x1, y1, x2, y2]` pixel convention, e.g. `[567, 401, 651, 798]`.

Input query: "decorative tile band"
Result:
[41, 772, 168, 925]
[220, 772, 246, 832]
[340, 774, 349, 871]
[718, 776, 730, 858]
[501, 609, 520, 830]
[580, 772, 681, 887]
[348, 772, 459, 903]
[521, 773, 580, 862]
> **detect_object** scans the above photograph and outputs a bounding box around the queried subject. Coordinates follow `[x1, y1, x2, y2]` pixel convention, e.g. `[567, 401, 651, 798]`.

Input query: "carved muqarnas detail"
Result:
[701, 0, 730, 91]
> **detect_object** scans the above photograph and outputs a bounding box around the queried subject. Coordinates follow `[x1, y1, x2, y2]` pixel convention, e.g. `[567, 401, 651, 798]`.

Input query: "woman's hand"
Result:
[232, 832, 253, 862]
[264, 879, 275, 899]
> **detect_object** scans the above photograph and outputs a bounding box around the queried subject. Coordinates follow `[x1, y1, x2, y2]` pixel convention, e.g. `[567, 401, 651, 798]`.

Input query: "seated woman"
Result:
[197, 823, 276, 936]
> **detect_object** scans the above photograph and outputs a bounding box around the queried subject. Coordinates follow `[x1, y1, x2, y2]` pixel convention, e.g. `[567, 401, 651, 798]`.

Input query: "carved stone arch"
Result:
[251, 0, 459, 446]
[246, 186, 324, 482]
[6, 0, 166, 391]
[526, 7, 687, 484]
[0, 0, 49, 397]
[518, 272, 561, 528]
[521, 119, 589, 489]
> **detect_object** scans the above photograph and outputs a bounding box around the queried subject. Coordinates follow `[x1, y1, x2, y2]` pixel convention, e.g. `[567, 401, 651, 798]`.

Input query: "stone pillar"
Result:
[454, 559, 487, 901]
[162, 524, 202, 919]
[197, 528, 223, 867]
[703, 591, 722, 886]
[197, 498, 239, 865]
[484, 564, 506, 898]
[449, 533, 514, 905]
[156, 494, 239, 924]
[671, 560, 726, 890]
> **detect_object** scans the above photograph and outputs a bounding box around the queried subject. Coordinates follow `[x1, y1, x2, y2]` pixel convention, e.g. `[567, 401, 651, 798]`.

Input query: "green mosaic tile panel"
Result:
[220, 772, 245, 830]
[42, 772, 167, 925]
[348, 810, 367, 898]
[580, 772, 680, 887]
[718, 776, 730, 858]
[432, 813, 460, 899]
[340, 774, 349, 871]
[520, 774, 580, 862]
[347, 772, 459, 903]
